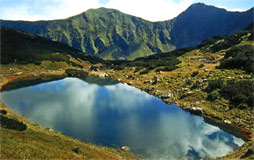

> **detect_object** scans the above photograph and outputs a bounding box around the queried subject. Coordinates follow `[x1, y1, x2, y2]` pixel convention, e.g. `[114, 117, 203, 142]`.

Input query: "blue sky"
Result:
[0, 0, 253, 21]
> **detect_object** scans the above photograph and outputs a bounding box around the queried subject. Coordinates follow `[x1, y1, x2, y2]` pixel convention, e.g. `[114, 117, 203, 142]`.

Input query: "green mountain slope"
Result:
[0, 3, 253, 60]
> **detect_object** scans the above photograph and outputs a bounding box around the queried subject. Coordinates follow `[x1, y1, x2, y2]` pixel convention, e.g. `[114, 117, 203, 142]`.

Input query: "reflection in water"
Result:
[1, 77, 244, 159]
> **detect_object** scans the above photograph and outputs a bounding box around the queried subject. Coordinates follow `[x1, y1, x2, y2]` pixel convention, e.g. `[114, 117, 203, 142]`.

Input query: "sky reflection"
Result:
[0, 77, 244, 159]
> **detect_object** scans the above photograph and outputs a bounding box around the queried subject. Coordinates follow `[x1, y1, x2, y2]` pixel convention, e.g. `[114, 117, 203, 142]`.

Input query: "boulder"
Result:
[121, 146, 130, 151]
[161, 91, 172, 99]
[224, 120, 232, 124]
[186, 107, 203, 115]
[99, 73, 108, 78]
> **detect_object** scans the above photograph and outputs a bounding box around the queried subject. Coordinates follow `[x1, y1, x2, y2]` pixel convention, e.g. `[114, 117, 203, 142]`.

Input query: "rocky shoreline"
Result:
[106, 73, 252, 141]
[0, 69, 253, 159]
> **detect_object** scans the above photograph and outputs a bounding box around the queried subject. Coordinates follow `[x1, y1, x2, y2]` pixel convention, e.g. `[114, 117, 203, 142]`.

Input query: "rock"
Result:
[144, 80, 152, 84]
[161, 91, 172, 99]
[144, 87, 153, 92]
[186, 107, 203, 115]
[182, 88, 189, 91]
[224, 120, 232, 124]
[99, 73, 108, 78]
[15, 72, 23, 75]
[121, 146, 130, 151]
[127, 82, 133, 85]
[161, 94, 170, 99]
[153, 76, 159, 84]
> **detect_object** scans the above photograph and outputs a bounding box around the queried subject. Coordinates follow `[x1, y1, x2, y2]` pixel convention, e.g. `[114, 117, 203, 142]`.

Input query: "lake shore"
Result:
[0, 66, 137, 159]
[0, 65, 253, 159]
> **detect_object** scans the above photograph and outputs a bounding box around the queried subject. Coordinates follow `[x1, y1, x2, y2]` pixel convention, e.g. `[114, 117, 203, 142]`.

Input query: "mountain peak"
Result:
[187, 2, 226, 12]
[190, 2, 206, 7]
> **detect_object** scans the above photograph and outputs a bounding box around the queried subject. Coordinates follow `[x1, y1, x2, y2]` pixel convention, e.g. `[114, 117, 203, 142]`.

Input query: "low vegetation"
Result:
[0, 114, 27, 131]
[206, 79, 254, 109]
[218, 44, 254, 73]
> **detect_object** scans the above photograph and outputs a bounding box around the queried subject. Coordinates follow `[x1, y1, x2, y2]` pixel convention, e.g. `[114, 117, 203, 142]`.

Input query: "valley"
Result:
[0, 3, 254, 159]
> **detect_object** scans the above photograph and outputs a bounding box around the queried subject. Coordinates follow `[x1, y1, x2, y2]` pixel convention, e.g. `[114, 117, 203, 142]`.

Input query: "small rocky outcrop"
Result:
[121, 146, 130, 152]
[161, 91, 172, 99]
[186, 107, 203, 115]
[99, 73, 108, 78]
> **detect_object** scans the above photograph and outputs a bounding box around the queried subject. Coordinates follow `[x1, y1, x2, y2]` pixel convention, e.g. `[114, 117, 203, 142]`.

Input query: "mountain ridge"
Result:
[0, 3, 253, 60]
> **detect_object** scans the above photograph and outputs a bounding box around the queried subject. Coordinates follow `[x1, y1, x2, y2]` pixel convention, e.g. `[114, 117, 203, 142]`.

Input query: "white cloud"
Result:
[49, 0, 101, 19]
[216, 5, 246, 12]
[0, 0, 101, 21]
[1, 5, 45, 21]
[0, 0, 194, 21]
[104, 0, 194, 21]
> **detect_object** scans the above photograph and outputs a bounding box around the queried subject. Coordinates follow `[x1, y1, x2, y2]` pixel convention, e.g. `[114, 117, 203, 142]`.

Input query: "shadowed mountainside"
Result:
[0, 26, 102, 65]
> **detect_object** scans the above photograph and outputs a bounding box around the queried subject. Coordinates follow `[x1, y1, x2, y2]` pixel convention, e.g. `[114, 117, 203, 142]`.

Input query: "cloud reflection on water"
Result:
[1, 77, 244, 159]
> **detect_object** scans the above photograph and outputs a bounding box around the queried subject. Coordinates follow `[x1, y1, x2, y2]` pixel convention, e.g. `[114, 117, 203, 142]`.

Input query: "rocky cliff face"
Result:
[1, 3, 253, 60]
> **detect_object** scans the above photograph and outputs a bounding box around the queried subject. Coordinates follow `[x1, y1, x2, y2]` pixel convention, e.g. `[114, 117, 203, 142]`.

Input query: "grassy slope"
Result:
[0, 27, 136, 159]
[91, 25, 254, 159]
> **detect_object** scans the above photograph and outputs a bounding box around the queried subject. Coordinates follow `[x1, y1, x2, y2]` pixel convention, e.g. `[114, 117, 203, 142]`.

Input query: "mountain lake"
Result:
[0, 76, 244, 159]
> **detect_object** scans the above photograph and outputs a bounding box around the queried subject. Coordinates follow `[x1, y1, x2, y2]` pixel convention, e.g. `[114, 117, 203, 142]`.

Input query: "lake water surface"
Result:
[1, 77, 244, 159]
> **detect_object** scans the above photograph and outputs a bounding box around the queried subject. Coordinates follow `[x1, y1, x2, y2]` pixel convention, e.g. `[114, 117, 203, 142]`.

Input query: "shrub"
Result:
[207, 89, 220, 101]
[191, 71, 199, 77]
[206, 79, 254, 109]
[206, 79, 224, 92]
[0, 115, 27, 131]
[65, 69, 88, 77]
[191, 81, 201, 90]
[0, 110, 7, 115]
[199, 64, 205, 68]
[219, 45, 254, 73]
